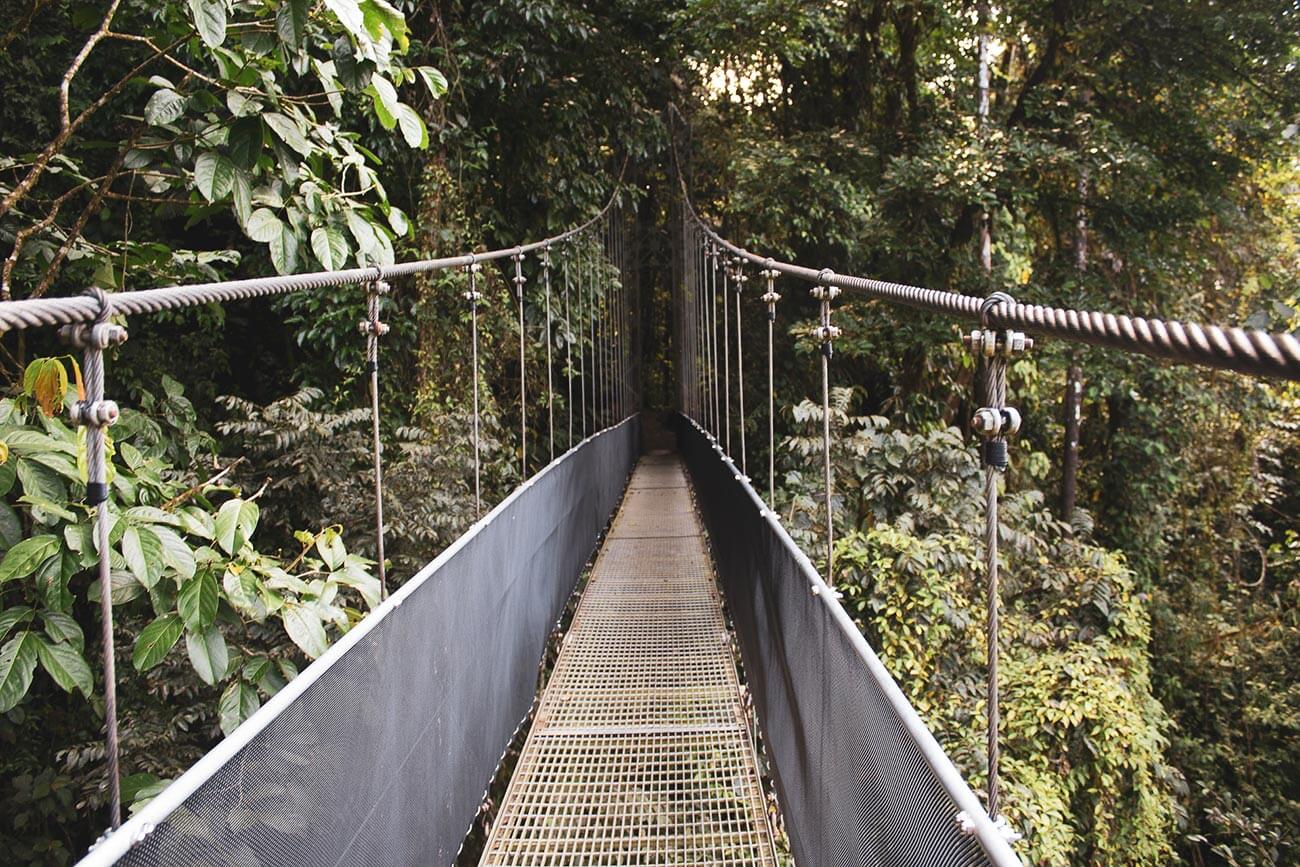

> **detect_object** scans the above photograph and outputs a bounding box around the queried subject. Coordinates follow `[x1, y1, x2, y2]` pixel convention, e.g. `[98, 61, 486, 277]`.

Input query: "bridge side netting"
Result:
[90, 418, 640, 867]
[678, 416, 1017, 867]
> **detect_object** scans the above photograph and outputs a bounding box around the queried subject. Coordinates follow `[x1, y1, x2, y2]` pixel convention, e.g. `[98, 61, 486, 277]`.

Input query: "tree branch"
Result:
[30, 128, 142, 299]
[1, 180, 95, 300]
[0, 35, 185, 222]
[61, 0, 125, 132]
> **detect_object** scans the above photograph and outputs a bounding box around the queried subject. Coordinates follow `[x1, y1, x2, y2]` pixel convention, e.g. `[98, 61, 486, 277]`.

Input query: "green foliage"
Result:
[1, 0, 446, 299]
[779, 390, 1179, 864]
[0, 359, 378, 709]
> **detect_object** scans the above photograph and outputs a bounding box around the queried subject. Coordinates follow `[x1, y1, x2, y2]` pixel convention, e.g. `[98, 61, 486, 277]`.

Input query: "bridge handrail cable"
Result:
[680, 181, 1300, 382]
[0, 184, 622, 331]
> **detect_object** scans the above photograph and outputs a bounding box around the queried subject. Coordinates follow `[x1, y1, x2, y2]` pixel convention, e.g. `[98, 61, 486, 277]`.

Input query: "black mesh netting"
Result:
[95, 418, 640, 867]
[676, 416, 1019, 867]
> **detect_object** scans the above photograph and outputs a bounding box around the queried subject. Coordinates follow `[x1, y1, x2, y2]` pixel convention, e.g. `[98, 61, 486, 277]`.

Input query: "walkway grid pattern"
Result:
[480, 454, 779, 866]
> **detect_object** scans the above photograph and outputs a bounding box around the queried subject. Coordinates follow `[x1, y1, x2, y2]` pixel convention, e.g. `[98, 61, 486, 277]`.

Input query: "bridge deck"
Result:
[479, 454, 778, 866]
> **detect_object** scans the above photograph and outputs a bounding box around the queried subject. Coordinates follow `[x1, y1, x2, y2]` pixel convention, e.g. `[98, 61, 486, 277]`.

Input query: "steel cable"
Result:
[682, 191, 1300, 382]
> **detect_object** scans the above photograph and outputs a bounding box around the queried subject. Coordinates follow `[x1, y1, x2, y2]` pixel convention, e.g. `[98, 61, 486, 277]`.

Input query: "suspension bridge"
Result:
[1, 174, 1297, 867]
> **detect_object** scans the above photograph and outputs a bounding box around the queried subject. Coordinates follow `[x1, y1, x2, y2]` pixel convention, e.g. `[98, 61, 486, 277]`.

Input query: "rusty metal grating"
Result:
[479, 457, 778, 866]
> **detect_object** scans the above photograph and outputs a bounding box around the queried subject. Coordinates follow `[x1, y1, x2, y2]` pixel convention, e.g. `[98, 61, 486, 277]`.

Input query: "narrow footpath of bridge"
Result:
[479, 452, 779, 866]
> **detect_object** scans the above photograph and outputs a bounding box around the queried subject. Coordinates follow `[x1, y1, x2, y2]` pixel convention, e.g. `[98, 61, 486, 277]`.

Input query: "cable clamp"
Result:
[368, 278, 391, 296]
[972, 406, 1021, 438]
[463, 289, 483, 303]
[59, 321, 128, 351]
[761, 291, 781, 305]
[962, 329, 1032, 358]
[814, 325, 841, 342]
[70, 399, 119, 429]
[357, 319, 390, 337]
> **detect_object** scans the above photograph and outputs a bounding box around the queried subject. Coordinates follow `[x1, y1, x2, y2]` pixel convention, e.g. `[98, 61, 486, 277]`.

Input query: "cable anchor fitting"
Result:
[511, 249, 526, 301]
[463, 259, 483, 303]
[760, 262, 781, 321]
[963, 292, 1032, 471]
[810, 269, 839, 358]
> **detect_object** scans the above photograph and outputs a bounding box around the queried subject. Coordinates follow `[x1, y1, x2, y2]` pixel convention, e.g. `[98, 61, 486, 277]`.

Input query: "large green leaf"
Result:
[42, 612, 83, 651]
[395, 104, 428, 149]
[275, 0, 308, 45]
[264, 113, 313, 157]
[367, 76, 399, 131]
[228, 117, 265, 167]
[121, 525, 162, 589]
[323, 0, 364, 37]
[132, 614, 183, 671]
[359, 0, 407, 49]
[194, 151, 236, 202]
[0, 607, 34, 642]
[178, 572, 218, 632]
[37, 638, 92, 697]
[0, 535, 60, 584]
[282, 604, 327, 659]
[269, 224, 300, 275]
[0, 632, 38, 712]
[246, 209, 284, 247]
[311, 226, 350, 271]
[0, 503, 21, 550]
[415, 66, 447, 99]
[144, 88, 186, 127]
[153, 526, 196, 581]
[214, 499, 243, 554]
[188, 0, 227, 47]
[218, 680, 260, 736]
[185, 626, 228, 686]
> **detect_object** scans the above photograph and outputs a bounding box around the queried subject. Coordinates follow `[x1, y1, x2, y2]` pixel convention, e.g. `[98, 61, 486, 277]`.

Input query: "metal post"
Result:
[359, 275, 390, 597]
[59, 287, 127, 831]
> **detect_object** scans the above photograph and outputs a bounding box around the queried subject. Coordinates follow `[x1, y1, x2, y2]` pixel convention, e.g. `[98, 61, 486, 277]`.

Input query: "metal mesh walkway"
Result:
[479, 454, 779, 866]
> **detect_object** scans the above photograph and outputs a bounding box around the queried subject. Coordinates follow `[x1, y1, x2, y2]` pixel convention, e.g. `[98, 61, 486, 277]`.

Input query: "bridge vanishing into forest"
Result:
[2, 176, 1297, 867]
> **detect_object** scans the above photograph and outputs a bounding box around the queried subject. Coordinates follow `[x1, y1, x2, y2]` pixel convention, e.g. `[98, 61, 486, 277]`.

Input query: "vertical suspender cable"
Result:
[512, 250, 527, 478]
[709, 243, 721, 439]
[563, 242, 573, 449]
[812, 270, 840, 578]
[464, 259, 483, 515]
[965, 293, 1031, 823]
[61, 288, 127, 831]
[542, 244, 554, 462]
[761, 264, 781, 504]
[590, 227, 598, 431]
[734, 261, 748, 475]
[361, 275, 390, 598]
[722, 257, 731, 454]
[578, 232, 588, 438]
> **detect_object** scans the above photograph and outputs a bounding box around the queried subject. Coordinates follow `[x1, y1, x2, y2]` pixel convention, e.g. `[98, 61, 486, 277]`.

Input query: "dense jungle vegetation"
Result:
[1, 0, 1297, 863]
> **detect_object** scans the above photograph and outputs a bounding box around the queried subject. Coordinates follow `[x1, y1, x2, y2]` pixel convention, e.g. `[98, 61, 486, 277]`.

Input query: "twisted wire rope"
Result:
[681, 191, 1300, 383]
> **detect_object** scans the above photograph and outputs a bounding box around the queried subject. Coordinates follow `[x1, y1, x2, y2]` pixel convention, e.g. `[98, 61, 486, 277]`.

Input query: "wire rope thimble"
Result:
[760, 259, 781, 321]
[810, 268, 841, 358]
[463, 254, 483, 304]
[511, 247, 526, 301]
[963, 291, 1032, 471]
